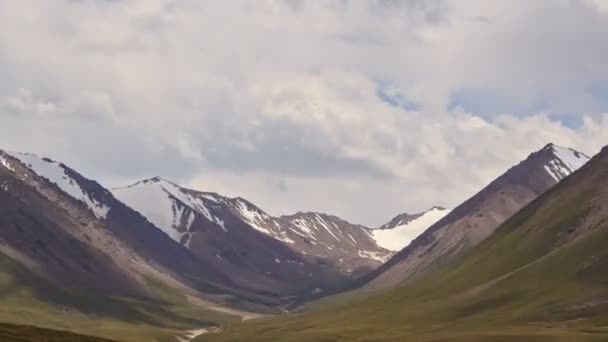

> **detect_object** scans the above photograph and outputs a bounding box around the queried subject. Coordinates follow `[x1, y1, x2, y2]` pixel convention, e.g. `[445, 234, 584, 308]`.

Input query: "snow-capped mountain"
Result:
[113, 177, 392, 276]
[371, 207, 451, 252]
[363, 143, 591, 290]
[0, 149, 237, 300]
[111, 177, 226, 244]
[113, 177, 356, 296]
[1, 150, 350, 302]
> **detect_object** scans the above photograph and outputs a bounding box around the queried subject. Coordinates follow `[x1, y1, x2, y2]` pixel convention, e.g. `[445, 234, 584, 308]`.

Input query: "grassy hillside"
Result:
[0, 250, 240, 342]
[0, 322, 117, 342]
[196, 149, 608, 341]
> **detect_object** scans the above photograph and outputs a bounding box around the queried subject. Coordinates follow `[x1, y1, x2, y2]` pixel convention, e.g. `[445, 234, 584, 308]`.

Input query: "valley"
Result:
[1, 3, 606, 341]
[0, 143, 601, 341]
[196, 145, 608, 341]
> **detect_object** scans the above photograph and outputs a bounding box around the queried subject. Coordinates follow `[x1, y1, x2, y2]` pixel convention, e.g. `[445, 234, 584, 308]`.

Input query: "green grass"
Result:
[196, 158, 608, 341]
[0, 321, 117, 342]
[0, 251, 240, 342]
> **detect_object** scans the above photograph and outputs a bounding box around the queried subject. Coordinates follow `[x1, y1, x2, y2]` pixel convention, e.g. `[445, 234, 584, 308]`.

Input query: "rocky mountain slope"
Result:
[198, 144, 608, 342]
[0, 150, 352, 310]
[361, 143, 590, 290]
[113, 177, 351, 297]
[0, 149, 261, 341]
[0, 150, 184, 298]
[113, 178, 392, 278]
[0, 147, 445, 308]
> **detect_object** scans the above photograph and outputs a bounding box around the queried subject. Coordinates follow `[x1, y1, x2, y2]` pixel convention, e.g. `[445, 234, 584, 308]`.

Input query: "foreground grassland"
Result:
[197, 164, 608, 341]
[0, 251, 240, 342]
[0, 322, 117, 342]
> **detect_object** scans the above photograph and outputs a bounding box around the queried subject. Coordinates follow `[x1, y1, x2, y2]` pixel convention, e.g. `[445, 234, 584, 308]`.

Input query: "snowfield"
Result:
[370, 207, 450, 251]
[544, 144, 589, 182]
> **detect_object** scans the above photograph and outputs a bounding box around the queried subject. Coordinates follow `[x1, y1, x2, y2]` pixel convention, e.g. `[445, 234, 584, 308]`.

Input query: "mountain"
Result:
[0, 151, 165, 296]
[113, 178, 391, 280]
[0, 149, 266, 340]
[370, 206, 451, 251]
[112, 177, 353, 298]
[1, 151, 356, 304]
[197, 145, 608, 342]
[362, 143, 589, 289]
[244, 211, 392, 276]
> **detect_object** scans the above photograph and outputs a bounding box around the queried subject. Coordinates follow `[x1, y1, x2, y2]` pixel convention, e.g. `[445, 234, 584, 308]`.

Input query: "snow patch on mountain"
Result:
[113, 178, 187, 241]
[234, 199, 273, 235]
[358, 250, 390, 263]
[161, 181, 227, 230]
[315, 214, 340, 241]
[6, 153, 110, 219]
[0, 155, 15, 172]
[371, 207, 450, 251]
[113, 178, 230, 243]
[544, 144, 590, 182]
[113, 177, 391, 270]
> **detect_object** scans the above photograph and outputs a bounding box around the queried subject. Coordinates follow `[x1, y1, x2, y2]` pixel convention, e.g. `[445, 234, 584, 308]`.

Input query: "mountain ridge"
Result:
[360, 142, 590, 290]
[113, 177, 393, 277]
[0, 149, 329, 307]
[195, 144, 608, 342]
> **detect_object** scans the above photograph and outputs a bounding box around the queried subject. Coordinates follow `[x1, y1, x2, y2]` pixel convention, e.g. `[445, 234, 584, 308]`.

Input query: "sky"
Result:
[1, 0, 608, 226]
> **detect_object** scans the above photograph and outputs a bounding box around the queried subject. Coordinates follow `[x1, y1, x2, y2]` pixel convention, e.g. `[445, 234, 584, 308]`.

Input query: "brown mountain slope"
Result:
[2, 149, 354, 307]
[361, 143, 589, 290]
[113, 177, 382, 296]
[0, 149, 292, 309]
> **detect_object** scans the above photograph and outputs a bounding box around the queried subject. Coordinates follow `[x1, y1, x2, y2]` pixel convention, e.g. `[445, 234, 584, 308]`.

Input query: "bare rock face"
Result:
[362, 144, 590, 290]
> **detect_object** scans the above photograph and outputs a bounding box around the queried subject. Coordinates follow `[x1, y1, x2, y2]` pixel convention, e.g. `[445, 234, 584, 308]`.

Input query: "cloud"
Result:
[0, 0, 608, 225]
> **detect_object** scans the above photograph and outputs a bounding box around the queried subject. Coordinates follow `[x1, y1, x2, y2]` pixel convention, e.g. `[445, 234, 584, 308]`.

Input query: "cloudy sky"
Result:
[1, 0, 608, 226]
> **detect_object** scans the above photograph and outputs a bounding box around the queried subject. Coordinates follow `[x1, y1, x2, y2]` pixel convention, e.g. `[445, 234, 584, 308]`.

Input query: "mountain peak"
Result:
[542, 142, 558, 150]
[508, 143, 590, 187]
[116, 176, 178, 190]
[379, 206, 446, 231]
[142, 176, 175, 185]
[539, 143, 589, 158]
[537, 144, 590, 182]
[371, 207, 451, 251]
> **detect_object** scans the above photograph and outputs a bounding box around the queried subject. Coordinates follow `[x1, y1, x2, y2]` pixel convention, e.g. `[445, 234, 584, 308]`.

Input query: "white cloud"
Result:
[0, 0, 607, 225]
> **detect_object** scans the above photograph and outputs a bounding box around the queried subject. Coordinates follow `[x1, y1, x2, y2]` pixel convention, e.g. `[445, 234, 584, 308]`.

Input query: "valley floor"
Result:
[194, 315, 608, 342]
